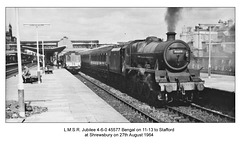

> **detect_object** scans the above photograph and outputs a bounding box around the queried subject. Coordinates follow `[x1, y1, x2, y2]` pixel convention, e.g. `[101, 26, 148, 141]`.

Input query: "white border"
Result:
[1, 0, 239, 148]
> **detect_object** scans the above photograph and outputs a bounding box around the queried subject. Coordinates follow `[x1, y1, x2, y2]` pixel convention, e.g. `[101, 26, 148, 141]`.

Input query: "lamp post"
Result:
[38, 36, 50, 73]
[23, 23, 50, 83]
[199, 24, 219, 78]
[208, 26, 212, 78]
[197, 26, 200, 57]
[42, 40, 45, 72]
[15, 8, 25, 117]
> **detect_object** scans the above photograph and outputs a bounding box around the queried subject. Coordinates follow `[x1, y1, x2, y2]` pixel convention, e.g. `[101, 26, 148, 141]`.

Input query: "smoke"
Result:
[165, 7, 183, 32]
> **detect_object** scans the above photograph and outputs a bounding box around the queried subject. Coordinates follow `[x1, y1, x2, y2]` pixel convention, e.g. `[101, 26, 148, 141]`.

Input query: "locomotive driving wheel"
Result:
[120, 79, 127, 92]
[142, 82, 151, 104]
[186, 92, 194, 102]
[136, 80, 143, 100]
[128, 76, 137, 96]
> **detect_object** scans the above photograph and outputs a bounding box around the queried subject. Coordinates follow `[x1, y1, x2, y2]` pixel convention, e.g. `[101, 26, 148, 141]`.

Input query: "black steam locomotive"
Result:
[80, 32, 204, 105]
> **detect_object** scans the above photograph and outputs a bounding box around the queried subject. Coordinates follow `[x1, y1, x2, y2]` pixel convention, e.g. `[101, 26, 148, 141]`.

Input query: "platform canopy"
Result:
[6, 50, 43, 56]
[21, 45, 66, 54]
[58, 47, 89, 56]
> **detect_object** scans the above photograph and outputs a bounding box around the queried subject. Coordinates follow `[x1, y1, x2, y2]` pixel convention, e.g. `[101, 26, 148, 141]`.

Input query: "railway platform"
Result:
[200, 73, 235, 92]
[6, 66, 129, 123]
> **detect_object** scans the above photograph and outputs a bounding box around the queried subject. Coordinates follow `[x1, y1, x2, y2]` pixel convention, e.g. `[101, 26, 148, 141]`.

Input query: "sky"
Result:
[5, 7, 235, 44]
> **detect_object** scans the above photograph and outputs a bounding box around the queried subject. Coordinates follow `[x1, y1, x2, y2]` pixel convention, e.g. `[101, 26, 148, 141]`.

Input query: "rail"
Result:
[78, 72, 161, 123]
[191, 103, 235, 122]
[6, 63, 37, 79]
[165, 106, 205, 123]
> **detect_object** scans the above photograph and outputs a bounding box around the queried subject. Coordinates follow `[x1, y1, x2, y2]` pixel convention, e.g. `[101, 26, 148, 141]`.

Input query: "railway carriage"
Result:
[6, 51, 35, 64]
[62, 51, 81, 73]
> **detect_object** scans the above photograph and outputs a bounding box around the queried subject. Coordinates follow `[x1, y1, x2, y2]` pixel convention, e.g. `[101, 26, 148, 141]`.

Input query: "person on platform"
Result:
[22, 66, 31, 83]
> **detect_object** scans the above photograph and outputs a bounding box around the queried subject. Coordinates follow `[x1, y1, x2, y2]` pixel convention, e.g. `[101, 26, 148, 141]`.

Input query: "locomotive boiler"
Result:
[80, 32, 204, 105]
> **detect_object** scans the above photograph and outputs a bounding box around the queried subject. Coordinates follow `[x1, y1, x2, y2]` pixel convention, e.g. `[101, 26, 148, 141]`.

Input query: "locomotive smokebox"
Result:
[166, 32, 176, 41]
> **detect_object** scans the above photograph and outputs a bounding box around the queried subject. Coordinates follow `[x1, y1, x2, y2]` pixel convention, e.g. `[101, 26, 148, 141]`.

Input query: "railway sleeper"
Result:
[173, 116, 182, 120]
[178, 119, 190, 122]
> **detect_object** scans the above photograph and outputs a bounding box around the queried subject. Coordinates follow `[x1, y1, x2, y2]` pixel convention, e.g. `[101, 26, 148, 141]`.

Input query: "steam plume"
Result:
[165, 7, 183, 32]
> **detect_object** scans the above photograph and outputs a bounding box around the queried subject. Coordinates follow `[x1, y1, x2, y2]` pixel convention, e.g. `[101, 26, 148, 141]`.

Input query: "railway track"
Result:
[76, 72, 161, 123]
[190, 103, 235, 122]
[165, 104, 235, 123]
[6, 68, 19, 79]
[6, 64, 36, 79]
[76, 71, 235, 123]
[164, 106, 205, 122]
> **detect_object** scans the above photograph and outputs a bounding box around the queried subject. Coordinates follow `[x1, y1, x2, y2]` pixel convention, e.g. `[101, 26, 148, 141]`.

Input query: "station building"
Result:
[180, 19, 235, 57]
[180, 20, 235, 75]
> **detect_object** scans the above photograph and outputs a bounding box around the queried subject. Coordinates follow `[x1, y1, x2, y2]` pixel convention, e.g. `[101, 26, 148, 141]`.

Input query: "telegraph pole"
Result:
[199, 24, 219, 78]
[208, 26, 212, 78]
[38, 36, 50, 73]
[36, 28, 40, 83]
[16, 8, 25, 117]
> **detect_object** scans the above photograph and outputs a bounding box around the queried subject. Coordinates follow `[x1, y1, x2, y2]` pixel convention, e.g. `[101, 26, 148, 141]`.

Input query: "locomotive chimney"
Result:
[166, 32, 176, 41]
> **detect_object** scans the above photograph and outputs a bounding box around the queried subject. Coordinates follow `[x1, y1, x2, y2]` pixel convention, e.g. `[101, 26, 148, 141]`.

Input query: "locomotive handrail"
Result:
[169, 47, 187, 49]
[125, 66, 155, 73]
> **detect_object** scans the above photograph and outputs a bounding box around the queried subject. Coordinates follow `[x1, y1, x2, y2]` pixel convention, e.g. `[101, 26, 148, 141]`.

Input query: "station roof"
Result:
[21, 45, 66, 54]
[6, 50, 25, 55]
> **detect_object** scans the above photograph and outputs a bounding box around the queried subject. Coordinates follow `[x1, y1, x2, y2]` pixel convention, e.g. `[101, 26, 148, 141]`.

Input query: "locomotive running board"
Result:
[125, 66, 156, 73]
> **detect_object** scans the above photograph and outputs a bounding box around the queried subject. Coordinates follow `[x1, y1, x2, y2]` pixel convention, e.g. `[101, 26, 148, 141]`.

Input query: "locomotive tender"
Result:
[80, 32, 204, 105]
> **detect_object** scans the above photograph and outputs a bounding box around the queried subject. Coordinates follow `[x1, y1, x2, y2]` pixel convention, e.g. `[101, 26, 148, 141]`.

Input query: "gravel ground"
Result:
[172, 106, 233, 123]
[6, 100, 48, 119]
[76, 74, 149, 123]
[77, 72, 188, 123]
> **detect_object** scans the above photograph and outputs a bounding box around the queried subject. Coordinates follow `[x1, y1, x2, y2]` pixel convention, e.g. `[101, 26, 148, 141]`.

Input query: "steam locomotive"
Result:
[80, 32, 204, 105]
